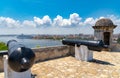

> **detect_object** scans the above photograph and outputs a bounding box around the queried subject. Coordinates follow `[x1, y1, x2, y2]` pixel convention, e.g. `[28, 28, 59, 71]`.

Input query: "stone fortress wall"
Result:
[0, 45, 75, 72]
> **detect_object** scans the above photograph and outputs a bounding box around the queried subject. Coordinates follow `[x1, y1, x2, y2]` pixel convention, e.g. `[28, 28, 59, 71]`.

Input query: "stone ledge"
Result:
[0, 45, 74, 72]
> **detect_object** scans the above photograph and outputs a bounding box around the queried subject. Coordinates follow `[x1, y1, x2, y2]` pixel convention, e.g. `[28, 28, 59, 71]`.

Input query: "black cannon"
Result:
[7, 40, 35, 72]
[62, 39, 108, 51]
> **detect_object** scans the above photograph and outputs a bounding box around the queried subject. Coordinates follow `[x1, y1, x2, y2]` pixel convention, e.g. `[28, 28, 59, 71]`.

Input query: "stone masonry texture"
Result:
[0, 51, 120, 78]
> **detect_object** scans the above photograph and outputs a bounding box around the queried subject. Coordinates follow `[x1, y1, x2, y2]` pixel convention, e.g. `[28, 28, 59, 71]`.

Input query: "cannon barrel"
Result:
[7, 40, 35, 72]
[62, 39, 107, 51]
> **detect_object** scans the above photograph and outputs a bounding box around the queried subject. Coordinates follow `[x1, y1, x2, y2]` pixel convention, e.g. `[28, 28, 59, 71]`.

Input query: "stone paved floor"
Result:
[0, 51, 120, 78]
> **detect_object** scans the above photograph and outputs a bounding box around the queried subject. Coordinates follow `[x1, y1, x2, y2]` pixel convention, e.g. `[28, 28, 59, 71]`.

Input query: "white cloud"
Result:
[53, 15, 71, 27]
[42, 15, 52, 26]
[34, 17, 43, 26]
[22, 20, 36, 28]
[62, 19, 71, 26]
[34, 15, 52, 27]
[84, 17, 96, 25]
[53, 13, 81, 27]
[106, 15, 120, 34]
[99, 16, 105, 19]
[53, 15, 63, 26]
[0, 13, 120, 34]
[0, 17, 20, 28]
[107, 15, 120, 25]
[70, 13, 82, 26]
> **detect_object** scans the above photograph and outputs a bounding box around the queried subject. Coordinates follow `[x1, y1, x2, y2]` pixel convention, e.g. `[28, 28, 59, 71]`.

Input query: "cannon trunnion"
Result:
[62, 39, 107, 51]
[7, 40, 35, 72]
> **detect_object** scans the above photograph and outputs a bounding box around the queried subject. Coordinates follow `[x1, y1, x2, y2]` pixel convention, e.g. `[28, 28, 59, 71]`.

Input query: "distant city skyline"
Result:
[0, 0, 120, 34]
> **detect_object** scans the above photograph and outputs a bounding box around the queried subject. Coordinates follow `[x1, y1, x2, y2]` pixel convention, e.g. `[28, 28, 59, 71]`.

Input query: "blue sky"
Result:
[0, 0, 120, 34]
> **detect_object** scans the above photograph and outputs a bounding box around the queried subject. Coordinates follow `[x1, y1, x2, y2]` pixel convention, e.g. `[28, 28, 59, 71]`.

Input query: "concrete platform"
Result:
[0, 51, 120, 78]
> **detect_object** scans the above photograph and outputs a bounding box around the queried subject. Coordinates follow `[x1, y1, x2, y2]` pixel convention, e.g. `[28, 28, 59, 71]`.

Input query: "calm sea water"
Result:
[0, 36, 62, 48]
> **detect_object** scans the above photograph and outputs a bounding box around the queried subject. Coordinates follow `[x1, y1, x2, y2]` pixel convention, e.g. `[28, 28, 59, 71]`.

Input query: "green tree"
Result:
[117, 38, 120, 44]
[0, 42, 8, 51]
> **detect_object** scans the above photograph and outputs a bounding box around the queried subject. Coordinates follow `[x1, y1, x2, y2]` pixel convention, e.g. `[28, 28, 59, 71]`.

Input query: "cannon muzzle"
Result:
[7, 40, 35, 72]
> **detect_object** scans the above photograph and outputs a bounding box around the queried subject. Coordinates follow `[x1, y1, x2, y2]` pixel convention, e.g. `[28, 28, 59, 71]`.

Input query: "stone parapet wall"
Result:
[0, 45, 74, 72]
[0, 56, 3, 72]
[111, 43, 120, 52]
[33, 45, 74, 62]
